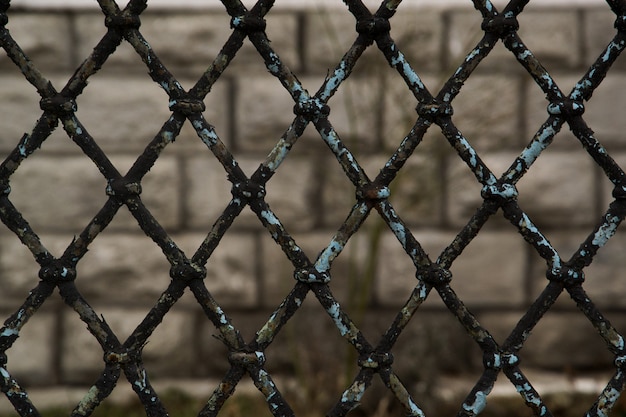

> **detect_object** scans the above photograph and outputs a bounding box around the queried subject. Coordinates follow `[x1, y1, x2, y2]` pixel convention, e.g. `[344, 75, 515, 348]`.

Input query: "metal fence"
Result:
[1, 0, 626, 416]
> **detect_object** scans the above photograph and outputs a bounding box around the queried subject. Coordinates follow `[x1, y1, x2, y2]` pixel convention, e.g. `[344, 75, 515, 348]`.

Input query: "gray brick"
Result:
[447, 151, 597, 229]
[8, 156, 109, 233]
[2, 13, 72, 72]
[389, 9, 443, 73]
[528, 227, 626, 310]
[376, 229, 527, 308]
[260, 231, 362, 308]
[72, 76, 229, 154]
[185, 154, 317, 232]
[320, 154, 442, 228]
[7, 155, 180, 232]
[581, 74, 626, 147]
[75, 11, 298, 76]
[183, 155, 234, 229]
[304, 9, 368, 74]
[527, 73, 626, 149]
[193, 232, 258, 308]
[515, 312, 616, 371]
[448, 9, 581, 71]
[3, 310, 57, 385]
[584, 9, 626, 70]
[234, 73, 301, 153]
[0, 74, 56, 153]
[451, 74, 523, 149]
[0, 235, 40, 300]
[61, 308, 196, 383]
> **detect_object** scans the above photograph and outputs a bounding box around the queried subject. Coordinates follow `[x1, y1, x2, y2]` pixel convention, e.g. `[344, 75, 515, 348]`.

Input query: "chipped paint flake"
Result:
[592, 215, 620, 247]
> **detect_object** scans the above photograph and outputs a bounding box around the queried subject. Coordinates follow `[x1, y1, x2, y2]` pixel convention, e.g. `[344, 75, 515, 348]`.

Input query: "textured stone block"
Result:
[7, 155, 181, 233]
[448, 9, 581, 71]
[61, 308, 196, 383]
[2, 13, 73, 72]
[75, 11, 298, 76]
[515, 312, 617, 371]
[376, 229, 527, 308]
[527, 73, 626, 149]
[2, 309, 57, 385]
[0, 75, 61, 153]
[450, 74, 524, 150]
[72, 75, 229, 153]
[584, 9, 626, 70]
[446, 151, 597, 229]
[185, 154, 317, 232]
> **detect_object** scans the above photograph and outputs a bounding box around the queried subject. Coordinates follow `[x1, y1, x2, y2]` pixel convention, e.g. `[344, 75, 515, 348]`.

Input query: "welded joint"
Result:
[481, 182, 518, 203]
[358, 352, 393, 369]
[106, 178, 142, 201]
[481, 14, 519, 36]
[416, 264, 452, 288]
[615, 15, 626, 32]
[231, 180, 266, 201]
[170, 259, 207, 281]
[104, 12, 141, 31]
[294, 267, 330, 284]
[483, 350, 519, 370]
[293, 98, 330, 121]
[546, 264, 584, 287]
[612, 183, 626, 199]
[230, 14, 266, 33]
[105, 348, 132, 365]
[40, 95, 77, 115]
[547, 99, 585, 118]
[356, 183, 390, 201]
[416, 100, 453, 122]
[356, 17, 391, 40]
[169, 97, 206, 116]
[39, 260, 76, 283]
[228, 350, 265, 368]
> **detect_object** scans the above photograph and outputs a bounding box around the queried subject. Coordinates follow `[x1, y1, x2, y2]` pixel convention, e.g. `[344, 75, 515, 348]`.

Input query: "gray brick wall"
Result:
[0, 0, 625, 405]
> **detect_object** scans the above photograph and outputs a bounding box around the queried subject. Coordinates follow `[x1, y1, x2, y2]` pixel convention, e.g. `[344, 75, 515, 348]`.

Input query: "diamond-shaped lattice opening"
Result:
[387, 153, 444, 228]
[392, 311, 485, 413]
[131, 10, 234, 79]
[514, 310, 617, 413]
[7, 151, 109, 235]
[215, 386, 274, 417]
[516, 7, 582, 72]
[73, 73, 174, 155]
[0, 234, 42, 300]
[1, 302, 58, 388]
[513, 145, 601, 230]
[0, 68, 57, 153]
[201, 230, 259, 307]
[226, 9, 301, 74]
[264, 296, 361, 416]
[74, 230, 171, 304]
[234, 71, 299, 154]
[449, 74, 524, 153]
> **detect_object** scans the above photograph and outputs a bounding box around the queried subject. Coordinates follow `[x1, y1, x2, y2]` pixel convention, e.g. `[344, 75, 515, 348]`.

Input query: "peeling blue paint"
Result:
[327, 302, 349, 336]
[322, 61, 347, 99]
[463, 391, 487, 414]
[390, 51, 425, 91]
[389, 220, 407, 247]
[260, 210, 281, 227]
[316, 240, 343, 272]
[0, 327, 18, 338]
[592, 215, 620, 247]
[192, 119, 218, 147]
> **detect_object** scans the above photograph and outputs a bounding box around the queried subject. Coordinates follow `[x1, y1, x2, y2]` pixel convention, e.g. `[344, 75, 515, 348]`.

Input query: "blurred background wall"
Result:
[0, 0, 625, 412]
